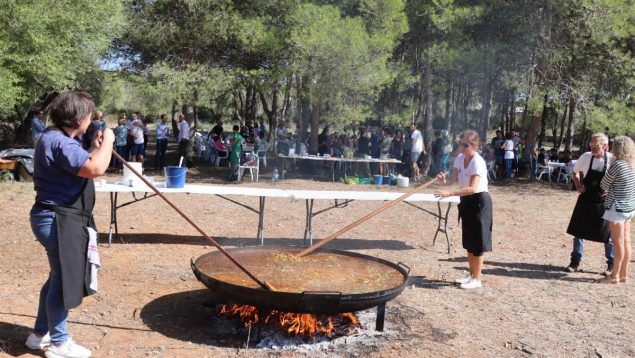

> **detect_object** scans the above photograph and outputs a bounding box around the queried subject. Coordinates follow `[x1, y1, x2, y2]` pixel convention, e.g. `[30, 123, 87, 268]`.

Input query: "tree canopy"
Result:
[1, 0, 633, 162]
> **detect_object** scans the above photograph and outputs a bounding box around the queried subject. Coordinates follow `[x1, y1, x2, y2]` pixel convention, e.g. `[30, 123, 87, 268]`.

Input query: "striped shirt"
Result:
[600, 160, 635, 213]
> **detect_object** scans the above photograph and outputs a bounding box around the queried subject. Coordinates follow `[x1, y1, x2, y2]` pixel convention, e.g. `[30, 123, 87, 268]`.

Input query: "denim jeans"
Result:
[115, 145, 128, 169]
[504, 158, 513, 179]
[570, 236, 614, 264]
[31, 214, 69, 344]
[155, 139, 168, 169]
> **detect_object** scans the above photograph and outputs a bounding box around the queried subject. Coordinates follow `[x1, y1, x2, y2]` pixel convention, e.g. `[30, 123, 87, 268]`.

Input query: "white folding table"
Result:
[96, 183, 459, 252]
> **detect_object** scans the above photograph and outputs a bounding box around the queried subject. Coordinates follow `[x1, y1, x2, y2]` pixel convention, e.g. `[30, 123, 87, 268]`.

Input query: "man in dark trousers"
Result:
[565, 132, 614, 275]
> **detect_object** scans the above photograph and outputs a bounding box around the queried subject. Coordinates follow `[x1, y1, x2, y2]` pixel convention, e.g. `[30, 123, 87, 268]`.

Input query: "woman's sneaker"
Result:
[45, 337, 91, 358]
[454, 274, 472, 285]
[25, 332, 51, 349]
[459, 277, 483, 289]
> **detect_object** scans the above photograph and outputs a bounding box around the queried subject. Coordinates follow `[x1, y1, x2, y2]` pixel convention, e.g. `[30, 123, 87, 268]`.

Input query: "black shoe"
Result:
[566, 261, 580, 272]
[602, 262, 614, 277]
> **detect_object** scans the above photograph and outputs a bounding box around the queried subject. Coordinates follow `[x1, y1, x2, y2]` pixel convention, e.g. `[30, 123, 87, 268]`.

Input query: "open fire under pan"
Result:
[191, 246, 410, 331]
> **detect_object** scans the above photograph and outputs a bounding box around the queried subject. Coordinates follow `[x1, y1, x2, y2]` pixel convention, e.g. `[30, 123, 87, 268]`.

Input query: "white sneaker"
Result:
[45, 337, 91, 358]
[454, 274, 472, 285]
[459, 277, 483, 289]
[25, 332, 51, 350]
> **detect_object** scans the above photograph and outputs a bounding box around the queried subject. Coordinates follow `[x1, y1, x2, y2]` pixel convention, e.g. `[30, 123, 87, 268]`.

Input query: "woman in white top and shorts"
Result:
[598, 136, 635, 284]
[435, 130, 493, 289]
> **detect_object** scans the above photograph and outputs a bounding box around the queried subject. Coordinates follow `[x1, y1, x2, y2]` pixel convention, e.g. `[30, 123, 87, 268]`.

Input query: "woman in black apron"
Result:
[27, 92, 113, 358]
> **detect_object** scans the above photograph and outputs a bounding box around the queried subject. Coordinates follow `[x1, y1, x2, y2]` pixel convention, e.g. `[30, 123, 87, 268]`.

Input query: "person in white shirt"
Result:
[129, 120, 145, 163]
[177, 114, 190, 165]
[500, 132, 515, 179]
[155, 114, 170, 169]
[410, 123, 424, 181]
[435, 130, 492, 289]
[31, 110, 46, 147]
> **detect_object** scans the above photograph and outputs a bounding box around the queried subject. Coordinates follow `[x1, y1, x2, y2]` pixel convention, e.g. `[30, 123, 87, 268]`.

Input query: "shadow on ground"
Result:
[407, 276, 453, 290]
[0, 321, 42, 357]
[100, 233, 417, 251]
[140, 289, 254, 348]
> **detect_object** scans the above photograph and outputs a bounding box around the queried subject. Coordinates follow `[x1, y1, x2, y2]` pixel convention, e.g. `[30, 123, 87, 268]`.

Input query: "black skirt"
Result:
[458, 192, 493, 255]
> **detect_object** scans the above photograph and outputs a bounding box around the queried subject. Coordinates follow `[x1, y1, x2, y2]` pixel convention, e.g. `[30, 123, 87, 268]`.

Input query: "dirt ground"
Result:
[0, 163, 634, 358]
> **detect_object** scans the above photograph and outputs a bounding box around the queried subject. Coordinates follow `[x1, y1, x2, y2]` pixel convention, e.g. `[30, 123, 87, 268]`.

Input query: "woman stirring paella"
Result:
[434, 130, 493, 289]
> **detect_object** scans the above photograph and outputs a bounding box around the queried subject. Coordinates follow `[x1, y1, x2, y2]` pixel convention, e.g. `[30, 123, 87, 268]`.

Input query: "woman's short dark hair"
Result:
[233, 125, 240, 131]
[46, 91, 95, 129]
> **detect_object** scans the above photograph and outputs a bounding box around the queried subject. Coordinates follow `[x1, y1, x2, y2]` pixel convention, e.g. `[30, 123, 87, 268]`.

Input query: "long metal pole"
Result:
[111, 150, 273, 290]
[296, 177, 439, 258]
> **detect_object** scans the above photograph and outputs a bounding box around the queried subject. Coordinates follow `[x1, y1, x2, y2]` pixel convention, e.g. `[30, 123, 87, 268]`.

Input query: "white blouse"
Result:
[453, 153, 489, 193]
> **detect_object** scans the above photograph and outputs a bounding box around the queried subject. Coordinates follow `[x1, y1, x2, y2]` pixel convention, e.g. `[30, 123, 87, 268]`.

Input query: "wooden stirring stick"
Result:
[295, 177, 440, 258]
[111, 150, 275, 291]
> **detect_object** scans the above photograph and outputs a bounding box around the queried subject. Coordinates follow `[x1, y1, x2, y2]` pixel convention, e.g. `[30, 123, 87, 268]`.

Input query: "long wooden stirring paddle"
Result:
[295, 176, 440, 258]
[111, 150, 275, 291]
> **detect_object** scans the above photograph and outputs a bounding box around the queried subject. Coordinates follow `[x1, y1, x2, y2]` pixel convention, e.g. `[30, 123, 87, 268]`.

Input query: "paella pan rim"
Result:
[191, 245, 410, 314]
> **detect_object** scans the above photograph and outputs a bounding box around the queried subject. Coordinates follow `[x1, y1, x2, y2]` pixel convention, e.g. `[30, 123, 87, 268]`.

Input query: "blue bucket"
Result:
[373, 175, 383, 185]
[383, 176, 391, 185]
[164, 166, 187, 188]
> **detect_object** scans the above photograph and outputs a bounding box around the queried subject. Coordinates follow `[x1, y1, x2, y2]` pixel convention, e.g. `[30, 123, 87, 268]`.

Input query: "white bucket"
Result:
[123, 162, 144, 187]
[397, 176, 409, 188]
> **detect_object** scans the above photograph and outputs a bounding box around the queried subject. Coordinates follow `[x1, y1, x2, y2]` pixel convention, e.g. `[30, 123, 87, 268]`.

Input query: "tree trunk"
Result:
[455, 74, 463, 132]
[524, 114, 542, 180]
[281, 74, 293, 122]
[500, 90, 509, 134]
[557, 102, 567, 148]
[309, 100, 320, 155]
[421, 63, 433, 176]
[445, 75, 453, 132]
[259, 83, 279, 147]
[564, 96, 576, 151]
[462, 82, 471, 131]
[171, 100, 179, 140]
[192, 89, 199, 133]
[508, 88, 516, 131]
[480, 73, 494, 140]
[538, 94, 548, 147]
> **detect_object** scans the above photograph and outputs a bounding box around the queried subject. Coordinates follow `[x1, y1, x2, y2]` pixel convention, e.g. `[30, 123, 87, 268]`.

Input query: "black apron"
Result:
[566, 154, 610, 243]
[35, 128, 98, 309]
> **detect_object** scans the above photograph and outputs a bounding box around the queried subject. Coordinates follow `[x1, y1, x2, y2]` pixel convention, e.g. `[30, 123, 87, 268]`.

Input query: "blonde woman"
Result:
[597, 136, 635, 284]
[435, 130, 493, 289]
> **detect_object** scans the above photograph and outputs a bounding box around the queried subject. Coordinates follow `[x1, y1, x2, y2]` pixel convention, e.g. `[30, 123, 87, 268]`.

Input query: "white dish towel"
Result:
[85, 227, 101, 293]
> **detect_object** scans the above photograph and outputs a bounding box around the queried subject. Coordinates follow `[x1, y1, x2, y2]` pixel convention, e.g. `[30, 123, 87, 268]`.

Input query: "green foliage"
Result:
[0, 0, 125, 116]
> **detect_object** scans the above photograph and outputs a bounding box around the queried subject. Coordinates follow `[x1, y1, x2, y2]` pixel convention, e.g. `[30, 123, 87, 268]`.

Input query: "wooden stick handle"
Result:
[111, 150, 272, 291]
[295, 177, 439, 258]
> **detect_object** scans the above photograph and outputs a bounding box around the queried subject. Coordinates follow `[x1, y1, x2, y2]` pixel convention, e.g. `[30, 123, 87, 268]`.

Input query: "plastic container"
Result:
[358, 177, 372, 184]
[397, 176, 409, 188]
[373, 175, 383, 185]
[123, 162, 143, 187]
[272, 167, 279, 182]
[383, 176, 391, 185]
[164, 166, 187, 188]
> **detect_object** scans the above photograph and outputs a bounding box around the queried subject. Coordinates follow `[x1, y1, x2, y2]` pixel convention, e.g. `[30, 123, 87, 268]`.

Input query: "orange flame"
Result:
[219, 305, 361, 338]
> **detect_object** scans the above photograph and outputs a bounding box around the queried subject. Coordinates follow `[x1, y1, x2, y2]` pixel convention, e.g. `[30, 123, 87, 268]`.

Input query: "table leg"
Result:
[303, 199, 314, 246]
[432, 202, 453, 254]
[331, 161, 335, 182]
[258, 196, 265, 245]
[108, 192, 115, 246]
